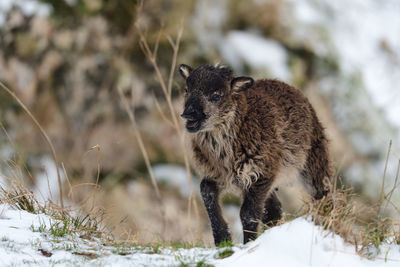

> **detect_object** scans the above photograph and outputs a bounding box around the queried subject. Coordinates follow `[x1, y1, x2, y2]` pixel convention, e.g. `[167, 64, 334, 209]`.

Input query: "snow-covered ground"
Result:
[220, 218, 400, 267]
[0, 204, 220, 266]
[1, 204, 399, 267]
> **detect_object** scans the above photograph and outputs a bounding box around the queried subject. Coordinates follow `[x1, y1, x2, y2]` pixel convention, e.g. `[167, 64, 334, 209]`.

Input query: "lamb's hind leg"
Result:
[262, 191, 282, 227]
[301, 136, 333, 200]
[240, 179, 273, 243]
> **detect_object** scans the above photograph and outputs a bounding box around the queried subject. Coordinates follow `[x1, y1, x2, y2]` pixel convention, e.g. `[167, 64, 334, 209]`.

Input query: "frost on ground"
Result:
[0, 204, 399, 267]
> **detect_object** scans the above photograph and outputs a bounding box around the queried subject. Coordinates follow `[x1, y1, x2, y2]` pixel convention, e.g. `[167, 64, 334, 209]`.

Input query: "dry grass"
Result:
[0, 180, 107, 240]
[308, 174, 400, 257]
[256, 142, 400, 258]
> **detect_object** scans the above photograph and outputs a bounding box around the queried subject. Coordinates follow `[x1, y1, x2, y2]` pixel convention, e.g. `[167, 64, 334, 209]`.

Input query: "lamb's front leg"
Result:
[240, 179, 272, 243]
[200, 179, 231, 246]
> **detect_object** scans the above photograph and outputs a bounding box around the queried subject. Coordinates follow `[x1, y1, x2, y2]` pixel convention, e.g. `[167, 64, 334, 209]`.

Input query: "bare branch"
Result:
[167, 22, 184, 96]
[152, 94, 175, 129]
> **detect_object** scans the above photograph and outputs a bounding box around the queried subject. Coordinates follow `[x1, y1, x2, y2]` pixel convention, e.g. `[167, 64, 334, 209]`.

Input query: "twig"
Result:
[152, 93, 175, 128]
[153, 27, 163, 60]
[62, 163, 73, 199]
[166, 22, 183, 96]
[377, 140, 392, 215]
[383, 159, 400, 213]
[0, 81, 64, 208]
[85, 144, 101, 211]
[85, 144, 101, 187]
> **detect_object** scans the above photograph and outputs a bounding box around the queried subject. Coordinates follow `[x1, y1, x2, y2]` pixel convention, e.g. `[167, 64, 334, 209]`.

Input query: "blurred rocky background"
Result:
[0, 0, 399, 244]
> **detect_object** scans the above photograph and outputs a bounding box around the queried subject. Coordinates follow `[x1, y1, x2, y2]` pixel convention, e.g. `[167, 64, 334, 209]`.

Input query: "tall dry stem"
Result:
[383, 159, 400, 214]
[0, 81, 64, 208]
[377, 140, 392, 215]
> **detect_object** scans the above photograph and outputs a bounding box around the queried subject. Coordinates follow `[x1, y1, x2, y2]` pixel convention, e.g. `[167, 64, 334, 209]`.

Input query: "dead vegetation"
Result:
[306, 158, 400, 257]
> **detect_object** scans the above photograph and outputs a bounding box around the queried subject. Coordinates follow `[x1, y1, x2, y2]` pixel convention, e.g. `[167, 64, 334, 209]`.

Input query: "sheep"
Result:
[179, 63, 333, 245]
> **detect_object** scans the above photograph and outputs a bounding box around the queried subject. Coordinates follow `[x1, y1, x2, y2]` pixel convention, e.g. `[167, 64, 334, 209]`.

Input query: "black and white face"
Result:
[179, 64, 253, 133]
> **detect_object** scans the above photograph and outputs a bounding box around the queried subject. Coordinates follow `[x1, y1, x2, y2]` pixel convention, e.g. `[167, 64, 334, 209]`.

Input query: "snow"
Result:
[0, 204, 220, 266]
[322, 0, 400, 130]
[192, 1, 291, 81]
[0, 0, 51, 26]
[220, 31, 291, 81]
[152, 164, 200, 198]
[191, 0, 228, 56]
[287, 0, 400, 133]
[219, 218, 400, 267]
[1, 204, 399, 266]
[32, 157, 66, 205]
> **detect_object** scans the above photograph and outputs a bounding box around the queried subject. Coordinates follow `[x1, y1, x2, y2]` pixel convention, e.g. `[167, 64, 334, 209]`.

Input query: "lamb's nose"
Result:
[181, 105, 196, 119]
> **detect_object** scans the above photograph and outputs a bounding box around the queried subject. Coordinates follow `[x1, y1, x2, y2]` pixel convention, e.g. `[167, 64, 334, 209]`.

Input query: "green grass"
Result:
[216, 249, 234, 259]
[49, 221, 71, 237]
[195, 260, 215, 267]
[112, 243, 133, 256]
[1, 187, 37, 214]
[30, 216, 77, 238]
[217, 240, 234, 248]
[30, 223, 47, 233]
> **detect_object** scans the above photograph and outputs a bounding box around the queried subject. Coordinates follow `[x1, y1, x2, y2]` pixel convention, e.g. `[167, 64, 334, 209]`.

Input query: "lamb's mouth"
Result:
[185, 118, 205, 133]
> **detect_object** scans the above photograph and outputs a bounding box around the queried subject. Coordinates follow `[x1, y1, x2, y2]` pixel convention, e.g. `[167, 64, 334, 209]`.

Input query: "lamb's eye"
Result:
[210, 93, 222, 102]
[184, 87, 188, 94]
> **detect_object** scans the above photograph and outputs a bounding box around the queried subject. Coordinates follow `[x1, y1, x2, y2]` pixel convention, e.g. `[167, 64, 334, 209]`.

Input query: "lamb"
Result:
[179, 64, 333, 245]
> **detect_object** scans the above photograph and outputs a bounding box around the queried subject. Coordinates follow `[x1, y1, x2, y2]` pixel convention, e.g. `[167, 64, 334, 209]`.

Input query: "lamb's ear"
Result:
[179, 64, 192, 80]
[231, 76, 254, 93]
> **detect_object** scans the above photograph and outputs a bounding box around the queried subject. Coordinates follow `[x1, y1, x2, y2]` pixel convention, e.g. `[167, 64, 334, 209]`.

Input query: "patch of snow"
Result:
[152, 164, 200, 198]
[223, 204, 242, 243]
[0, 0, 51, 26]
[0, 145, 14, 188]
[289, 0, 400, 136]
[191, 0, 228, 56]
[218, 217, 400, 267]
[32, 156, 66, 205]
[327, 0, 400, 130]
[220, 31, 291, 81]
[291, 0, 323, 24]
[191, 1, 291, 81]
